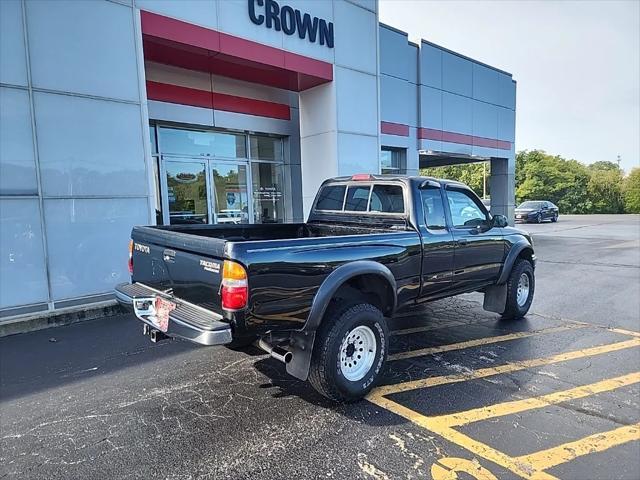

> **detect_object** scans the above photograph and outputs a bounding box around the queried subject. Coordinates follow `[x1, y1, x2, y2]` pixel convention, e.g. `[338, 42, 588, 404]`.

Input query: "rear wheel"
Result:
[502, 259, 535, 320]
[309, 302, 388, 402]
[536, 213, 542, 224]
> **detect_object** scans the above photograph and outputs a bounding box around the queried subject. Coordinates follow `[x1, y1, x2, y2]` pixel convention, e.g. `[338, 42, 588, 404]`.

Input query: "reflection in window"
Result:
[370, 185, 404, 213]
[252, 163, 284, 223]
[152, 157, 163, 225]
[159, 127, 246, 158]
[315, 185, 346, 211]
[380, 147, 406, 174]
[447, 189, 486, 227]
[149, 125, 157, 154]
[421, 187, 446, 229]
[165, 161, 208, 224]
[345, 185, 371, 211]
[212, 163, 249, 224]
[249, 135, 283, 161]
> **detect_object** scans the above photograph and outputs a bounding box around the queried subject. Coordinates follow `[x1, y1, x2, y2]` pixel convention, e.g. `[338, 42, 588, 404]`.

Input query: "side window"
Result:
[421, 187, 447, 229]
[344, 185, 371, 211]
[446, 189, 488, 227]
[316, 185, 345, 211]
[370, 185, 404, 213]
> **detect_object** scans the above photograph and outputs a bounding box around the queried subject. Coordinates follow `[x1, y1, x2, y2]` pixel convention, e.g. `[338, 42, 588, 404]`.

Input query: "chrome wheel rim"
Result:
[516, 273, 530, 307]
[339, 325, 377, 382]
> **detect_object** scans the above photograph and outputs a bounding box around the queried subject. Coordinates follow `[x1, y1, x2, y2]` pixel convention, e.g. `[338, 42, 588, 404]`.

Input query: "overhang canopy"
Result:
[141, 11, 333, 92]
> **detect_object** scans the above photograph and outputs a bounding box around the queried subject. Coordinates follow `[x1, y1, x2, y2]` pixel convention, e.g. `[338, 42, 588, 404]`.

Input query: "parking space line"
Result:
[389, 324, 585, 361]
[432, 372, 640, 427]
[373, 338, 640, 396]
[516, 422, 640, 471]
[367, 392, 560, 480]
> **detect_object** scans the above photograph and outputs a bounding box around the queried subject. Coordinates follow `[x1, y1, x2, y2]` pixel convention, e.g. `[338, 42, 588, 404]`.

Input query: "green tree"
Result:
[421, 162, 489, 198]
[516, 150, 591, 213]
[586, 165, 625, 213]
[623, 167, 640, 213]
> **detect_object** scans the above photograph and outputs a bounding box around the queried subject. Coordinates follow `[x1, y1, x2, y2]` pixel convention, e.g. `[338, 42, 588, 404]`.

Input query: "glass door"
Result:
[163, 160, 208, 225]
[210, 162, 250, 224]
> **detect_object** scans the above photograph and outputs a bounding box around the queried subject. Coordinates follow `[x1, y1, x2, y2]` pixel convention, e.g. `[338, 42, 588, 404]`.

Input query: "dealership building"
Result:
[0, 0, 516, 319]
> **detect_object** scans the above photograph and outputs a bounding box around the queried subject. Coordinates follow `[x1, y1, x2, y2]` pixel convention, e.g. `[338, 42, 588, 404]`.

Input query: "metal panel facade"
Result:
[0, 0, 516, 319]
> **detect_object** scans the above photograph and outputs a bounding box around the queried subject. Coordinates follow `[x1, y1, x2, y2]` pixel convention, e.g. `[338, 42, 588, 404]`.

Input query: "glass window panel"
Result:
[249, 135, 283, 161]
[165, 160, 208, 224]
[44, 197, 148, 300]
[345, 185, 371, 211]
[212, 163, 250, 224]
[370, 185, 404, 213]
[152, 157, 163, 225]
[0, 87, 38, 195]
[149, 124, 157, 154]
[159, 127, 246, 158]
[421, 187, 447, 229]
[380, 147, 406, 175]
[315, 185, 345, 211]
[251, 162, 284, 223]
[447, 189, 487, 227]
[0, 198, 49, 308]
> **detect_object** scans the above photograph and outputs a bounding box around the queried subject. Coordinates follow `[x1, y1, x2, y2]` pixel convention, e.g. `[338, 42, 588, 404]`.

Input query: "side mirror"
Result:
[492, 214, 508, 228]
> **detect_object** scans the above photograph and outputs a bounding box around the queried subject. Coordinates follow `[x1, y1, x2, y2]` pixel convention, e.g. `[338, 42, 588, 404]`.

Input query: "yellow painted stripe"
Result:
[389, 324, 583, 361]
[435, 371, 640, 427]
[516, 423, 640, 471]
[367, 392, 559, 480]
[372, 338, 640, 396]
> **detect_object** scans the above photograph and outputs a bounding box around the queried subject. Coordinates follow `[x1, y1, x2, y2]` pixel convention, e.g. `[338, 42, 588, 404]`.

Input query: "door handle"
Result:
[457, 238, 468, 246]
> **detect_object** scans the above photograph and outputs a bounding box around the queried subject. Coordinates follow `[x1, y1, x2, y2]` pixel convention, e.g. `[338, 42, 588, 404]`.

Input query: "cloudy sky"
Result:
[379, 0, 640, 173]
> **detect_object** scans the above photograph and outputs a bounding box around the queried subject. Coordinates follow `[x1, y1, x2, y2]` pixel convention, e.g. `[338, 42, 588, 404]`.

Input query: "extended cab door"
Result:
[444, 186, 505, 290]
[417, 184, 455, 298]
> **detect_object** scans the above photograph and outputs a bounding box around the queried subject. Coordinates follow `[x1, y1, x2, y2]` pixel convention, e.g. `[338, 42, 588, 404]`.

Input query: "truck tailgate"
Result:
[130, 226, 226, 312]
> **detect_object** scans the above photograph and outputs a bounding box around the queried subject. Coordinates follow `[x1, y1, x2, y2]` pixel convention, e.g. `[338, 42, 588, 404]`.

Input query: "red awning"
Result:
[141, 11, 333, 92]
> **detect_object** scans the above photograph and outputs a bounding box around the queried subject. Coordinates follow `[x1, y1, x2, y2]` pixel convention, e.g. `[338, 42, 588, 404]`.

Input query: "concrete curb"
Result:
[0, 301, 126, 338]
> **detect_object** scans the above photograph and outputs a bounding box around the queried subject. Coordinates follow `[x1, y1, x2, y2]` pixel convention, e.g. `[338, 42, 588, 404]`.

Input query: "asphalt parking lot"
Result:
[1, 214, 639, 479]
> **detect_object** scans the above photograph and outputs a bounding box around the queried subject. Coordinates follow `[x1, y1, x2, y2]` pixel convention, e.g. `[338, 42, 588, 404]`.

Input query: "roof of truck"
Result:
[326, 174, 468, 188]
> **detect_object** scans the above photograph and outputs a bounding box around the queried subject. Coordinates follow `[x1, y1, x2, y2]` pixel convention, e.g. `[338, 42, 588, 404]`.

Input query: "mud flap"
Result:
[483, 284, 507, 314]
[286, 331, 315, 381]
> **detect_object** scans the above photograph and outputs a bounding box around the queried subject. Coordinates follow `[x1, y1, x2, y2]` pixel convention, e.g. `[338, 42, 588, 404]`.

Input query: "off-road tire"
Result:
[502, 259, 535, 320]
[308, 302, 388, 403]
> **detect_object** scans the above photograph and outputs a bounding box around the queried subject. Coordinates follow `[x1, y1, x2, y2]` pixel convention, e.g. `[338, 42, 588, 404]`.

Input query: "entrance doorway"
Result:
[162, 159, 250, 225]
[152, 125, 286, 226]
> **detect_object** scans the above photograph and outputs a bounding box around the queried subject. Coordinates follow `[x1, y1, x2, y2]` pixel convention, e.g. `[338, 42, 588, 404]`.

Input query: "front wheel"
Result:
[309, 303, 388, 402]
[536, 213, 542, 224]
[552, 214, 558, 223]
[502, 259, 535, 320]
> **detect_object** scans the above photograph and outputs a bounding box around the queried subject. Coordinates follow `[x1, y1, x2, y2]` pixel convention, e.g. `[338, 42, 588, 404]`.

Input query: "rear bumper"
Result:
[115, 282, 232, 346]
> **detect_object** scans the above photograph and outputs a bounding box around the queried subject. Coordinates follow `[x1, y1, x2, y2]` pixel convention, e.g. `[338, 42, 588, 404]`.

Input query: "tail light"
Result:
[221, 260, 248, 310]
[128, 240, 134, 275]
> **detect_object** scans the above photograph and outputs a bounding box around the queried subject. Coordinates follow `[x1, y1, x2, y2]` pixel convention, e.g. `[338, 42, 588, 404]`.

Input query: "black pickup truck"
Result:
[115, 175, 536, 402]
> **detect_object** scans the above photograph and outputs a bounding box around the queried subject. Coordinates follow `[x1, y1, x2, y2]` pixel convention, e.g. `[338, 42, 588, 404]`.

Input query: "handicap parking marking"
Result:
[388, 324, 585, 361]
[367, 327, 640, 480]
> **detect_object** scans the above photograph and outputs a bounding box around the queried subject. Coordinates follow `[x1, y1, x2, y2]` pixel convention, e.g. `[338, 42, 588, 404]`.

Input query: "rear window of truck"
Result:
[315, 183, 404, 214]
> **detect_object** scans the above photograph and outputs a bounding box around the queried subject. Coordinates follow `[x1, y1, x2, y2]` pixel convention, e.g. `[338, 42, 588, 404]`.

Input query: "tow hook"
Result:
[257, 338, 293, 364]
[143, 324, 169, 343]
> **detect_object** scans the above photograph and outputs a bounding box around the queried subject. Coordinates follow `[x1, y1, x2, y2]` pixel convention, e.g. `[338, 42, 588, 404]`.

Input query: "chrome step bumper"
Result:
[114, 282, 232, 346]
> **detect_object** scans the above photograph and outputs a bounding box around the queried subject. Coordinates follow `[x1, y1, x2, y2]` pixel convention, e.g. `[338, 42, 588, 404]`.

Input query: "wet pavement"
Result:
[1, 215, 639, 479]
